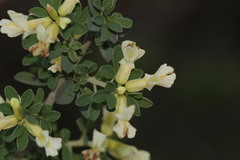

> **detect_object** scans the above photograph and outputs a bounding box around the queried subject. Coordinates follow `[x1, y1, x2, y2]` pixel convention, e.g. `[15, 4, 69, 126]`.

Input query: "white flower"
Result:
[0, 10, 34, 38]
[48, 56, 62, 73]
[145, 63, 176, 90]
[82, 129, 107, 160]
[113, 105, 136, 139]
[116, 40, 145, 84]
[36, 130, 62, 157]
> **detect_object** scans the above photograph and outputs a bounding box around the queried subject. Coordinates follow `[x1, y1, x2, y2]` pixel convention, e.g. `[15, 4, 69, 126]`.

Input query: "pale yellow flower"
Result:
[116, 40, 145, 84]
[82, 129, 107, 160]
[113, 105, 136, 139]
[125, 78, 147, 92]
[48, 56, 62, 73]
[28, 17, 52, 30]
[9, 98, 23, 120]
[58, 0, 80, 17]
[0, 114, 18, 131]
[101, 109, 117, 136]
[56, 17, 71, 30]
[145, 63, 176, 90]
[0, 10, 34, 38]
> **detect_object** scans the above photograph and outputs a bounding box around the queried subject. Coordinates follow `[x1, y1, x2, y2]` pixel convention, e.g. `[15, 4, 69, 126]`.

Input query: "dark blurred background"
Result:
[1, 0, 240, 159]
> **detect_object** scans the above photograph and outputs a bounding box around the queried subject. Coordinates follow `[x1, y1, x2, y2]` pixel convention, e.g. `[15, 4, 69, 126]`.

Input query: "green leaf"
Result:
[60, 27, 72, 41]
[88, 103, 100, 121]
[93, 0, 102, 10]
[27, 115, 39, 124]
[62, 145, 72, 160]
[56, 80, 75, 105]
[95, 32, 103, 46]
[21, 89, 34, 108]
[112, 45, 123, 73]
[101, 24, 110, 41]
[34, 88, 45, 103]
[106, 94, 116, 110]
[87, 18, 101, 31]
[80, 60, 98, 73]
[107, 21, 123, 32]
[134, 105, 141, 117]
[14, 72, 47, 86]
[47, 76, 59, 89]
[129, 69, 144, 80]
[68, 50, 78, 63]
[38, 69, 52, 79]
[92, 15, 104, 25]
[126, 96, 138, 106]
[99, 65, 115, 79]
[3, 128, 16, 142]
[29, 102, 42, 115]
[105, 82, 116, 93]
[16, 131, 29, 151]
[40, 118, 52, 132]
[115, 18, 133, 28]
[71, 22, 88, 35]
[75, 93, 93, 107]
[4, 86, 19, 100]
[87, 0, 98, 15]
[0, 103, 13, 115]
[71, 41, 81, 50]
[74, 65, 87, 74]
[13, 126, 25, 138]
[99, 46, 113, 62]
[136, 97, 153, 108]
[22, 54, 40, 66]
[128, 92, 143, 99]
[76, 118, 86, 132]
[29, 7, 49, 17]
[108, 31, 118, 43]
[77, 7, 91, 23]
[45, 111, 61, 122]
[61, 55, 74, 74]
[22, 34, 38, 50]
[103, 0, 116, 14]
[60, 129, 71, 142]
[91, 90, 107, 103]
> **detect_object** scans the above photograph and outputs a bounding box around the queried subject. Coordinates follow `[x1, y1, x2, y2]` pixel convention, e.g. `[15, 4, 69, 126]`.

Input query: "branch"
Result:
[45, 78, 66, 106]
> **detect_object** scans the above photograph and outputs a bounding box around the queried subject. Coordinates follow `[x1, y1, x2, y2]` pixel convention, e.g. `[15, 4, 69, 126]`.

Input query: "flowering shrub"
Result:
[0, 0, 176, 159]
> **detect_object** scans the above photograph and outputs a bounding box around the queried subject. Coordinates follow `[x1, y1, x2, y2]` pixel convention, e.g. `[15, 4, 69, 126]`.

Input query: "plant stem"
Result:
[88, 77, 106, 88]
[45, 78, 66, 106]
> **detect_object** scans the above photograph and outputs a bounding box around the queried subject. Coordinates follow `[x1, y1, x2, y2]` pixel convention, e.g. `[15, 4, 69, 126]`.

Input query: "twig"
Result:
[45, 78, 66, 106]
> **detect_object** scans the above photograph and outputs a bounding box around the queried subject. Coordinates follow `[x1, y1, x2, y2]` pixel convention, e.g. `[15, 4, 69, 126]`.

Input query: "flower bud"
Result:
[116, 63, 132, 85]
[117, 86, 126, 95]
[9, 98, 23, 120]
[24, 121, 43, 137]
[47, 4, 58, 20]
[115, 95, 127, 114]
[29, 17, 52, 29]
[48, 56, 63, 73]
[125, 78, 147, 92]
[0, 115, 18, 131]
[56, 17, 71, 30]
[47, 23, 59, 41]
[58, 0, 79, 17]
